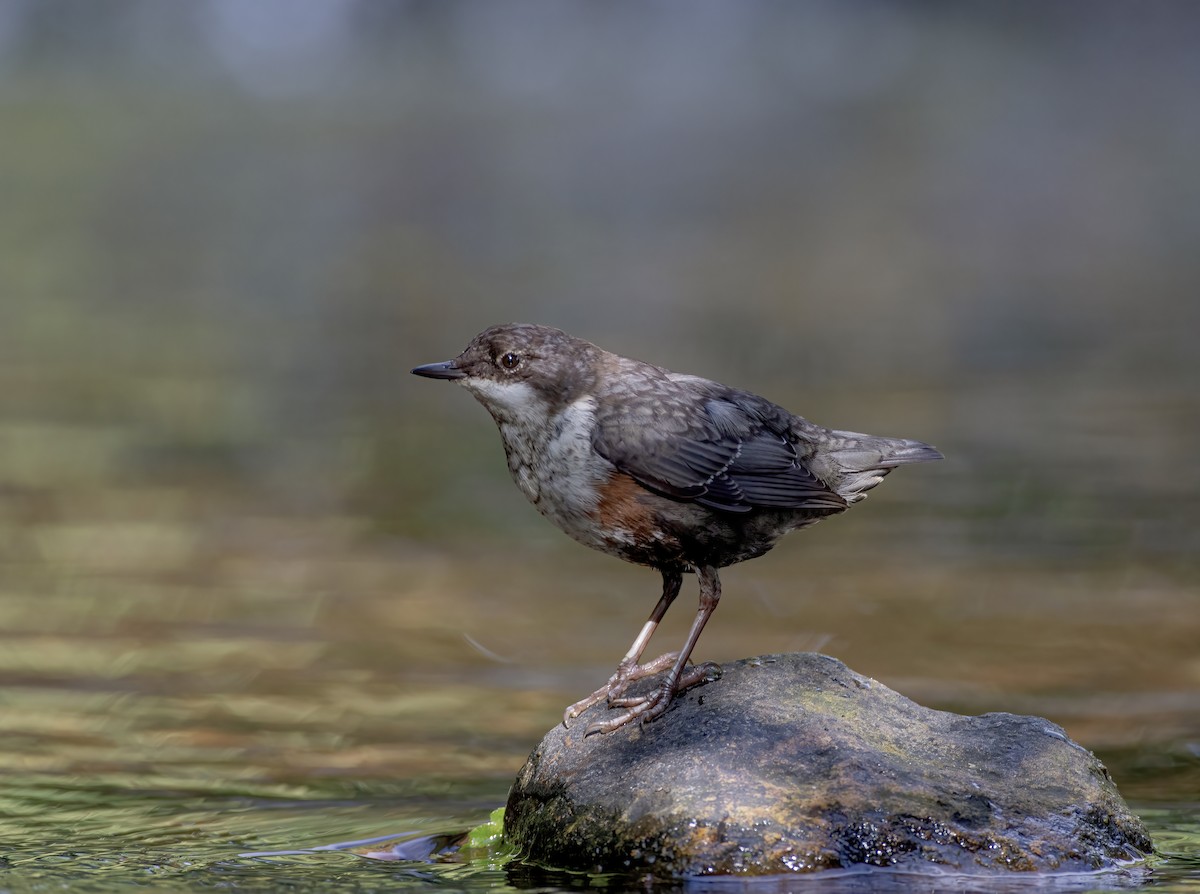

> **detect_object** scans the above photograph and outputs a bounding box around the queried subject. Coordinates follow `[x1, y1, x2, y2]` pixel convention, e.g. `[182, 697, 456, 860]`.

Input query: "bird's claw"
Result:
[561, 652, 680, 727]
[568, 659, 722, 735]
[584, 681, 674, 735]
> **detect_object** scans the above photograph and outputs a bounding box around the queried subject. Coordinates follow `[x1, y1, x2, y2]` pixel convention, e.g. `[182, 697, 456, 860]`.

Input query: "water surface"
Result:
[2, 523, 1198, 890]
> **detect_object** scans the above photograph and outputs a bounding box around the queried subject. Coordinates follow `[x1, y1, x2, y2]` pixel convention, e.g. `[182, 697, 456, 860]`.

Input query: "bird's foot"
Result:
[584, 661, 720, 736]
[562, 652, 679, 727]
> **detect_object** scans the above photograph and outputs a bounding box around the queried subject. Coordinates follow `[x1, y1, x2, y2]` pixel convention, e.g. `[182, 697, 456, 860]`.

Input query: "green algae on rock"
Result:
[504, 653, 1152, 876]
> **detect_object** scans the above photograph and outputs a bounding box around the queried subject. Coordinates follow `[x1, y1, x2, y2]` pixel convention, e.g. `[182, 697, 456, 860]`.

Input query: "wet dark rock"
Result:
[504, 653, 1152, 877]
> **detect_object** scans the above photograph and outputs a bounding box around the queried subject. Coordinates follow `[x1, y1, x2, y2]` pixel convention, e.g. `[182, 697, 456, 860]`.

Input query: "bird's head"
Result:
[412, 323, 602, 422]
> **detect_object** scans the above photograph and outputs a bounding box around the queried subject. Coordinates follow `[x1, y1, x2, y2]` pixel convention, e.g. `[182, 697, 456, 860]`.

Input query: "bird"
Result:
[412, 323, 942, 735]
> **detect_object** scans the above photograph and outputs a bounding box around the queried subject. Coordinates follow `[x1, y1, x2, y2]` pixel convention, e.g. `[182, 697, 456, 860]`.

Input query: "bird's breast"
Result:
[497, 396, 605, 519]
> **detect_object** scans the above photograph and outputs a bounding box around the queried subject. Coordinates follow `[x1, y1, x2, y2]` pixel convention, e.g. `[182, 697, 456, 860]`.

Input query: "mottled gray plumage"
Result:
[413, 323, 942, 734]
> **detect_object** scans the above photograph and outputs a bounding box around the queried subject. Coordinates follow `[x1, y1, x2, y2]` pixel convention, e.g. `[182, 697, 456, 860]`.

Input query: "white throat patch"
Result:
[461, 377, 546, 425]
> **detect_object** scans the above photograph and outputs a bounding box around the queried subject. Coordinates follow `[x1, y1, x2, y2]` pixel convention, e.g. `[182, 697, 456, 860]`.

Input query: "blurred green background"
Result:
[0, 0, 1198, 884]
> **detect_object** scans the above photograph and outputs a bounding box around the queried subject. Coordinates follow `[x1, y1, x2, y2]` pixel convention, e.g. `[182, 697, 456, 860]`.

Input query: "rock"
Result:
[504, 653, 1152, 876]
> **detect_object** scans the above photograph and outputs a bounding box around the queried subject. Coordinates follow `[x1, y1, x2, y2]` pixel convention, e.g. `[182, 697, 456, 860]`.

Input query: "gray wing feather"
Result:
[593, 386, 847, 514]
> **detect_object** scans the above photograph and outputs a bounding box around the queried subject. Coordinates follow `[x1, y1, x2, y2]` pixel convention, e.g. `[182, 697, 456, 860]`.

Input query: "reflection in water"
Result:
[3, 779, 1194, 890]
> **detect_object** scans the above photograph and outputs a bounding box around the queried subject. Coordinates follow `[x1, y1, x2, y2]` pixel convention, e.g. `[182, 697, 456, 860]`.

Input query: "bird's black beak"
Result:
[411, 360, 467, 380]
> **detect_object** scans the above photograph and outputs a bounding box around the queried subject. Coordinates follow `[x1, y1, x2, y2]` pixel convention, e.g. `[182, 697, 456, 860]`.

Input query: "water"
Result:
[2, 530, 1198, 891]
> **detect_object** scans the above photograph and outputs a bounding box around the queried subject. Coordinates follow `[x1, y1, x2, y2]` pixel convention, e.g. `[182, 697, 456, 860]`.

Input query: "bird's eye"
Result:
[499, 352, 522, 371]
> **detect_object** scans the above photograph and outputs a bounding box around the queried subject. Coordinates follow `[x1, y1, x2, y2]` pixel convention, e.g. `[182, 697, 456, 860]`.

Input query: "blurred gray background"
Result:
[4, 1, 1199, 557]
[1, 1, 1198, 774]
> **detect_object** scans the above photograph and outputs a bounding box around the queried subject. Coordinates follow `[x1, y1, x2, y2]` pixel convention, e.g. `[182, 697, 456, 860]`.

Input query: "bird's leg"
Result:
[562, 570, 681, 727]
[586, 566, 722, 736]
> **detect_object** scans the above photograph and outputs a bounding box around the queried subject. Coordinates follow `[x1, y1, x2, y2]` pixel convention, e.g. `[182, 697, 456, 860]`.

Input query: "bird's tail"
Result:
[817, 431, 943, 503]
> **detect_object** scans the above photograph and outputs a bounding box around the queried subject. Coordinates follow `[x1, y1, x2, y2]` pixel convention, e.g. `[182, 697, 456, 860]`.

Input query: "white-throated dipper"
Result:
[413, 324, 942, 735]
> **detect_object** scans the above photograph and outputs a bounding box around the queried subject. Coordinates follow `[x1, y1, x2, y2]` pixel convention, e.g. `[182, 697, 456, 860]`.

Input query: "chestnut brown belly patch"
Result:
[591, 472, 683, 564]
